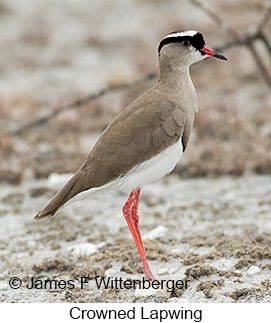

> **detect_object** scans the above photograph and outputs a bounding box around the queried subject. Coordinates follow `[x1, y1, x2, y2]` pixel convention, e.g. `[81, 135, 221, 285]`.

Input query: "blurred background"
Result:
[0, 0, 270, 183]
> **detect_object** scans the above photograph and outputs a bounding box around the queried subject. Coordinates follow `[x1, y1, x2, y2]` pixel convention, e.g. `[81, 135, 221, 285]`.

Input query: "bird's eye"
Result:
[181, 40, 191, 47]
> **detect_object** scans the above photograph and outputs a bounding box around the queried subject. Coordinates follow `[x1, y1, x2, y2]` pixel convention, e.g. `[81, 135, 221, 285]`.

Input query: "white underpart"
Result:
[63, 180, 116, 207]
[116, 138, 183, 192]
[65, 138, 183, 207]
[163, 30, 198, 39]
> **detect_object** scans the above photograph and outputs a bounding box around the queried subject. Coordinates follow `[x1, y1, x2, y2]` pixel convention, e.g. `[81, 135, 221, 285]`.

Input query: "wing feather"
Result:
[35, 91, 188, 220]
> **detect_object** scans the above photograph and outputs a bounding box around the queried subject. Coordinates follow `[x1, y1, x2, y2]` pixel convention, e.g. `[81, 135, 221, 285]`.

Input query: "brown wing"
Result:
[34, 94, 187, 220]
[80, 97, 187, 188]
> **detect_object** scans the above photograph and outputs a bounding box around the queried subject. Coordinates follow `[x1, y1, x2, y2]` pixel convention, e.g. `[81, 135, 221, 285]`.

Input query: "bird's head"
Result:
[158, 30, 227, 68]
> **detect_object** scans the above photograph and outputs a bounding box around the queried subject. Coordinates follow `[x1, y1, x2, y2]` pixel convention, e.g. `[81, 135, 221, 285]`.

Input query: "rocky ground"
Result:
[0, 173, 271, 302]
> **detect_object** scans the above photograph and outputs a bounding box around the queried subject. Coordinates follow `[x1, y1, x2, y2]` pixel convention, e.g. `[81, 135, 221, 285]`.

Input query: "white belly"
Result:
[116, 139, 183, 192]
[64, 139, 183, 206]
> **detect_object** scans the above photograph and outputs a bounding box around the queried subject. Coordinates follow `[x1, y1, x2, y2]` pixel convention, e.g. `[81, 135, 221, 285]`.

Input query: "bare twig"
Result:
[247, 44, 271, 90]
[191, 0, 271, 90]
[11, 2, 271, 136]
[12, 72, 157, 136]
[215, 33, 260, 52]
[260, 34, 271, 55]
[254, 1, 271, 35]
[190, 0, 239, 39]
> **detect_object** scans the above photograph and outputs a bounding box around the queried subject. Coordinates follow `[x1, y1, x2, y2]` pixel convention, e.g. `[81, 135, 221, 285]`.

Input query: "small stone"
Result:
[104, 267, 120, 277]
[22, 168, 35, 181]
[17, 252, 28, 258]
[134, 285, 170, 298]
[143, 225, 168, 240]
[0, 282, 8, 290]
[234, 270, 242, 275]
[168, 297, 178, 303]
[203, 289, 213, 298]
[47, 173, 73, 190]
[67, 243, 98, 257]
[135, 286, 157, 298]
[247, 265, 260, 276]
[176, 298, 189, 303]
[157, 267, 176, 275]
[97, 242, 106, 249]
[172, 248, 181, 254]
[168, 267, 176, 274]
[157, 267, 168, 275]
[27, 240, 36, 248]
[169, 297, 189, 303]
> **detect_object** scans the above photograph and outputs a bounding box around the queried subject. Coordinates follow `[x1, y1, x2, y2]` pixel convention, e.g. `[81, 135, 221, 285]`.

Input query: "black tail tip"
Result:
[34, 211, 54, 220]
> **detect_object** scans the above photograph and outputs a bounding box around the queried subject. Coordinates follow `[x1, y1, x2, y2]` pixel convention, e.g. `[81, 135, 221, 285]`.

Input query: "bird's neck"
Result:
[157, 62, 199, 113]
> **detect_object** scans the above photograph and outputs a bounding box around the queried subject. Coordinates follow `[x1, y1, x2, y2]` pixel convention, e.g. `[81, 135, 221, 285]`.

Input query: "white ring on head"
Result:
[163, 30, 198, 40]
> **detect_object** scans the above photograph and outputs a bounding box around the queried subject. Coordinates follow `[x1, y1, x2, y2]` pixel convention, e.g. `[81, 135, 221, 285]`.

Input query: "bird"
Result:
[35, 30, 227, 281]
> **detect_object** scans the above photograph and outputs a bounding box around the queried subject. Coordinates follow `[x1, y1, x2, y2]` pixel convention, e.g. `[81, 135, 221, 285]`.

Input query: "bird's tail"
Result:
[34, 171, 85, 220]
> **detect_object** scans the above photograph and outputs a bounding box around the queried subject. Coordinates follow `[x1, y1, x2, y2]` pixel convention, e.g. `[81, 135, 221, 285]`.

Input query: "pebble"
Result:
[104, 267, 121, 277]
[67, 243, 98, 257]
[17, 252, 28, 259]
[172, 248, 181, 254]
[168, 267, 176, 274]
[157, 267, 168, 275]
[157, 267, 176, 275]
[0, 282, 8, 291]
[47, 173, 73, 190]
[134, 285, 170, 298]
[234, 270, 242, 275]
[27, 240, 37, 248]
[247, 265, 260, 276]
[168, 297, 178, 303]
[176, 298, 189, 303]
[143, 225, 168, 240]
[135, 287, 157, 298]
[22, 168, 35, 181]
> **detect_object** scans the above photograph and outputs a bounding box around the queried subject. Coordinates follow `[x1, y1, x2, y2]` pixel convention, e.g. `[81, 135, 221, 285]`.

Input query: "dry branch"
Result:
[247, 44, 271, 89]
[191, 0, 271, 90]
[11, 72, 157, 136]
[11, 1, 271, 136]
[190, 0, 239, 39]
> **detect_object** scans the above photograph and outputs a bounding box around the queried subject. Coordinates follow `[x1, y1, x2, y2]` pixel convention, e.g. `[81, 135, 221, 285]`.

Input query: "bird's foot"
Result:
[144, 271, 156, 281]
[143, 265, 156, 281]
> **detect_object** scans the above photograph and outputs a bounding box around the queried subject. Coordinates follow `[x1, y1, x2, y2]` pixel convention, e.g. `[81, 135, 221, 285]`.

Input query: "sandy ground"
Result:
[0, 173, 270, 303]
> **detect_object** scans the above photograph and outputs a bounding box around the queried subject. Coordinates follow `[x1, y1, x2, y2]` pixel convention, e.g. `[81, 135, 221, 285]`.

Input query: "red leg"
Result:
[122, 188, 155, 281]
